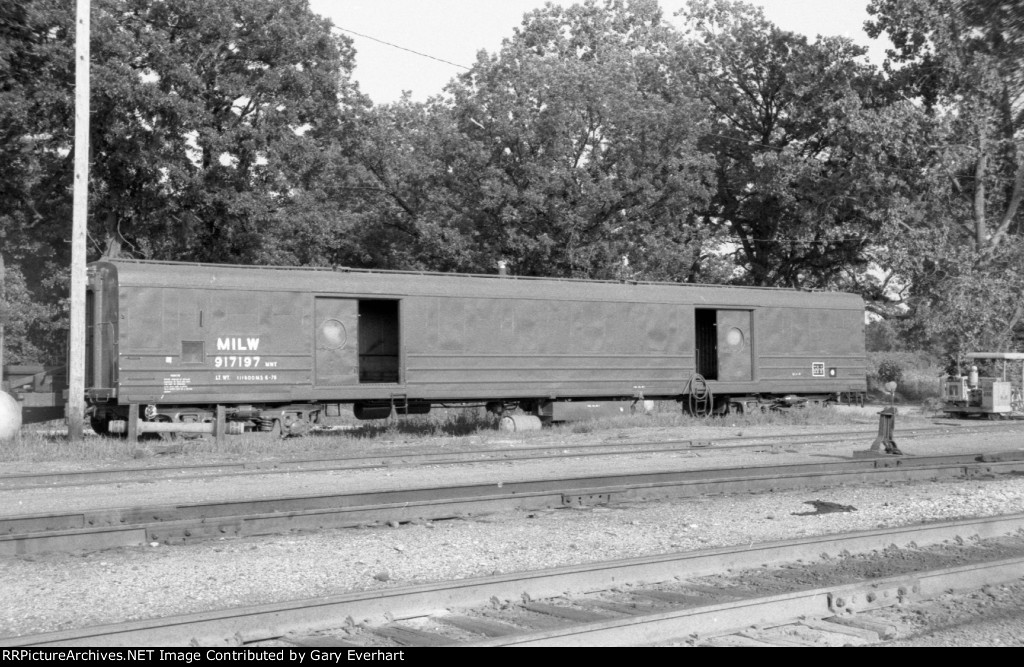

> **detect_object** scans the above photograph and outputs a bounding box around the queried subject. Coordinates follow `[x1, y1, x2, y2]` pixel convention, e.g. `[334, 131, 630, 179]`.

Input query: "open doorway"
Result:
[695, 309, 718, 380]
[695, 308, 753, 382]
[359, 300, 400, 383]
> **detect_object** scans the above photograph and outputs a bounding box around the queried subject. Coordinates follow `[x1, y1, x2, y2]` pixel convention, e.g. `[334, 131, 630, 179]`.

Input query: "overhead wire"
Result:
[332, 25, 471, 70]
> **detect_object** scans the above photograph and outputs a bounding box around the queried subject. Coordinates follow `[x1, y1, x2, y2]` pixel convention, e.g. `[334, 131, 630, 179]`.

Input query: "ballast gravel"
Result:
[2, 417, 1024, 641]
[1, 417, 1020, 517]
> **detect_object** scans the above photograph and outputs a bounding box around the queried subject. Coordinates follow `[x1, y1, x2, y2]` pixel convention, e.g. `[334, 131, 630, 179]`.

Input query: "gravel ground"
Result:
[1, 416, 1021, 517]
[2, 415, 1024, 643]
[3, 472, 1024, 638]
[880, 581, 1024, 646]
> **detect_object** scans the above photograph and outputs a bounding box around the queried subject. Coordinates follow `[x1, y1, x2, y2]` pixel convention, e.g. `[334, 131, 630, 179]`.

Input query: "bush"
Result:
[866, 351, 943, 402]
[876, 359, 903, 384]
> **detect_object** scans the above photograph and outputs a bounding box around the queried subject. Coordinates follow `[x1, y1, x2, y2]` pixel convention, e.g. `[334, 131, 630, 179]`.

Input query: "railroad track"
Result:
[4, 421, 1021, 490]
[3, 450, 1023, 556]
[4, 513, 1024, 647]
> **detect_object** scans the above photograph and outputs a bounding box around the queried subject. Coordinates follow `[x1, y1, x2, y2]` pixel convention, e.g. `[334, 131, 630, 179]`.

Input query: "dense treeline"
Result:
[1, 0, 1022, 367]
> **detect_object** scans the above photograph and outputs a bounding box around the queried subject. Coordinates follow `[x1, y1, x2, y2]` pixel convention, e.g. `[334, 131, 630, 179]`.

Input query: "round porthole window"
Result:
[319, 318, 348, 350]
[726, 327, 745, 348]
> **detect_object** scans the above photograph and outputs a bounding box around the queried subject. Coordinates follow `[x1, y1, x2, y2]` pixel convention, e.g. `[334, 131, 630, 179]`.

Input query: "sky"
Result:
[307, 0, 890, 105]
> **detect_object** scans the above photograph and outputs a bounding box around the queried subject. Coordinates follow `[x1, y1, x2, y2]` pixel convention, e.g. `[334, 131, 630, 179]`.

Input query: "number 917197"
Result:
[213, 356, 261, 368]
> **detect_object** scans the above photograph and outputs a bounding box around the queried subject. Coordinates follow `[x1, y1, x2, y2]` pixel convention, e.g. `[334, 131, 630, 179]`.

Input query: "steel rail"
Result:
[4, 513, 1024, 647]
[469, 557, 1024, 646]
[2, 452, 1023, 556]
[4, 421, 1020, 490]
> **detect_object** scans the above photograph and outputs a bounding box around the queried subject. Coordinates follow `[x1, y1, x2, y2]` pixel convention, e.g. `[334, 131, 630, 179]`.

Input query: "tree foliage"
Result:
[1, 0, 78, 363]
[866, 0, 1024, 355]
[868, 0, 1024, 259]
[355, 96, 488, 271]
[1, 0, 365, 362]
[88, 0, 366, 263]
[678, 0, 891, 288]
[362, 0, 719, 281]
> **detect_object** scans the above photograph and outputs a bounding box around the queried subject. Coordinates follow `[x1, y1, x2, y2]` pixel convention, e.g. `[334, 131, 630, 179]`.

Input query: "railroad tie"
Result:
[500, 608, 577, 630]
[370, 625, 458, 647]
[576, 599, 658, 616]
[282, 634, 362, 648]
[797, 618, 882, 643]
[824, 615, 898, 640]
[675, 583, 754, 600]
[628, 590, 709, 606]
[521, 602, 616, 622]
[700, 635, 780, 647]
[736, 630, 823, 647]
[437, 615, 523, 638]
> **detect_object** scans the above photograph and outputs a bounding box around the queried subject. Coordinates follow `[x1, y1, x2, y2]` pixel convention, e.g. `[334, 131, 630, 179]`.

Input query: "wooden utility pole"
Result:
[68, 0, 90, 441]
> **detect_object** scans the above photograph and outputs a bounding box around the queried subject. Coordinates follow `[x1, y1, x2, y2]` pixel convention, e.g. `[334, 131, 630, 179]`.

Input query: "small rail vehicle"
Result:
[941, 352, 1024, 419]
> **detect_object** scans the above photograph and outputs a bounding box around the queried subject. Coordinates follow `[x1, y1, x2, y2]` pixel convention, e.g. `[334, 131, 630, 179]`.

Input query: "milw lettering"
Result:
[217, 337, 260, 351]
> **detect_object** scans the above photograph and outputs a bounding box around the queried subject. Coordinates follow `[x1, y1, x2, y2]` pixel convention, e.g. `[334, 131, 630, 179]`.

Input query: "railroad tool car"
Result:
[941, 352, 1024, 419]
[70, 259, 867, 440]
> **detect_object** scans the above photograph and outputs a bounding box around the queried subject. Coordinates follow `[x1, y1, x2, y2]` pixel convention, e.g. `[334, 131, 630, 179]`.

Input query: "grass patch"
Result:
[1, 425, 141, 462]
[563, 403, 856, 434]
[2, 403, 875, 464]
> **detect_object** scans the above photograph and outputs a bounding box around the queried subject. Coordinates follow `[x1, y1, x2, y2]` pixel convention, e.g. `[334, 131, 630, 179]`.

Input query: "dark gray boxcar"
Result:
[85, 260, 866, 432]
